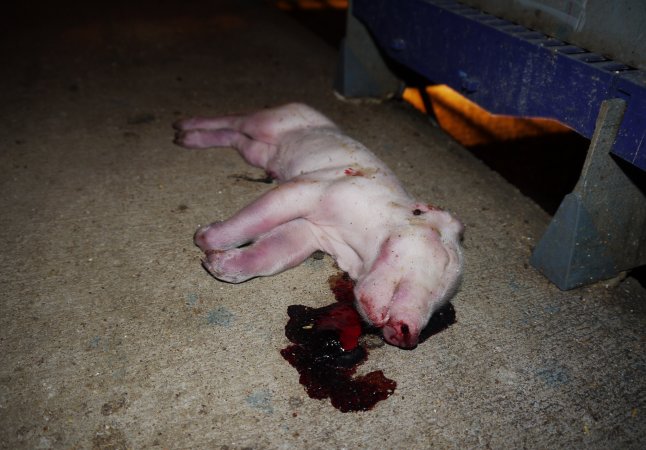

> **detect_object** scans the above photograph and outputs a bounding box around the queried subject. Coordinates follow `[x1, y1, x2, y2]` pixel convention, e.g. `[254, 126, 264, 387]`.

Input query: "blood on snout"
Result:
[344, 168, 364, 177]
[357, 293, 388, 327]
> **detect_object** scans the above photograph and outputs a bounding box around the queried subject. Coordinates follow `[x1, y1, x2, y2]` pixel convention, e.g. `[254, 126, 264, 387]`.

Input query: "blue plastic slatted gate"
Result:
[353, 0, 646, 171]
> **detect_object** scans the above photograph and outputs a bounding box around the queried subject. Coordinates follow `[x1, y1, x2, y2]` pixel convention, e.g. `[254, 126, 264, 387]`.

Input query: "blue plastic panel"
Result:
[353, 0, 646, 171]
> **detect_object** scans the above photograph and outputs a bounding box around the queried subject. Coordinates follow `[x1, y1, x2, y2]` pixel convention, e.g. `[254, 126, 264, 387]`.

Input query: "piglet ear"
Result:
[427, 210, 464, 242]
[448, 215, 465, 241]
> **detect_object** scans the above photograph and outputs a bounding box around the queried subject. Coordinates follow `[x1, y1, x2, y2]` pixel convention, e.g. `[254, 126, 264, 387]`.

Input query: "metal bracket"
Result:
[530, 99, 646, 289]
[333, 0, 400, 99]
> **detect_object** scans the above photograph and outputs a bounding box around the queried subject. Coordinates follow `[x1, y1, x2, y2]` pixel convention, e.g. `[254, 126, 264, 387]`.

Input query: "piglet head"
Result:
[355, 208, 464, 348]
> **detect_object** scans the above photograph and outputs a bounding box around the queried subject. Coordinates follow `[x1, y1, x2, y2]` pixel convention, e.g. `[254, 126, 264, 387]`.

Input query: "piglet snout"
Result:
[382, 321, 419, 349]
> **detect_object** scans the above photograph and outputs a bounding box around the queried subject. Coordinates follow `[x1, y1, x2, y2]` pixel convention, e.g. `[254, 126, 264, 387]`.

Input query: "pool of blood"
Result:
[280, 272, 456, 412]
[280, 273, 393, 412]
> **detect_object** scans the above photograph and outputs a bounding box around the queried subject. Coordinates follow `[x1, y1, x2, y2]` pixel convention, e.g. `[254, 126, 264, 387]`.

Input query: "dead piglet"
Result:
[173, 103, 464, 348]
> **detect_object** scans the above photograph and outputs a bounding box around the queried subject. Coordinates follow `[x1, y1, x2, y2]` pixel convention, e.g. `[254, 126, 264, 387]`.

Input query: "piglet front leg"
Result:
[201, 219, 318, 283]
[193, 178, 327, 282]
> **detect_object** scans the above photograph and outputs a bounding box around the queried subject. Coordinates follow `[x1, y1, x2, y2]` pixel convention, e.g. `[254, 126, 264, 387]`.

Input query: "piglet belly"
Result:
[270, 128, 388, 180]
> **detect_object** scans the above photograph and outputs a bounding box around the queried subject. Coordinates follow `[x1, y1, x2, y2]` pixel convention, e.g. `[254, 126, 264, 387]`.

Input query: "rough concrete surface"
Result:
[1, 1, 644, 449]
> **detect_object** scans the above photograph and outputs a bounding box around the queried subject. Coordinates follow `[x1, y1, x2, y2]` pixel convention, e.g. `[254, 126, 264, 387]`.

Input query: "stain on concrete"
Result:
[245, 389, 273, 414]
[88, 336, 101, 350]
[186, 292, 198, 306]
[207, 306, 234, 327]
[288, 396, 304, 409]
[101, 394, 129, 416]
[508, 278, 525, 291]
[85, 335, 128, 379]
[535, 365, 570, 387]
[92, 424, 129, 450]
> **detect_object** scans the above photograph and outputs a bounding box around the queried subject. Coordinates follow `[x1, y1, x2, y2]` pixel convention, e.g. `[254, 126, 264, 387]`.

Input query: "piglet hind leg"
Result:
[173, 115, 243, 133]
[174, 125, 278, 170]
[174, 127, 239, 149]
[202, 219, 319, 283]
[173, 115, 242, 149]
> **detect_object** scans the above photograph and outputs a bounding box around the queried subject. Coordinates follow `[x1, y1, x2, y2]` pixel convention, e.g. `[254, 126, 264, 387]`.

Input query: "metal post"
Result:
[334, 0, 401, 99]
[531, 99, 646, 289]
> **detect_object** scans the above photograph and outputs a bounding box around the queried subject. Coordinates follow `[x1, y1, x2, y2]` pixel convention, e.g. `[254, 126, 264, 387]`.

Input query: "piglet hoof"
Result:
[174, 130, 205, 149]
[193, 223, 223, 252]
[201, 249, 222, 274]
[194, 224, 209, 247]
[172, 118, 190, 131]
[201, 249, 249, 284]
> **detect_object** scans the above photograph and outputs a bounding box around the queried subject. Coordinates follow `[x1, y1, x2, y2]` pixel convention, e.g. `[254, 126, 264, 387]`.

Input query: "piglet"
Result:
[173, 103, 464, 348]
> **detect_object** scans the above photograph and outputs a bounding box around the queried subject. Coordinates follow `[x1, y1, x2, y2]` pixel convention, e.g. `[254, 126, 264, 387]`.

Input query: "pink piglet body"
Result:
[173, 103, 464, 348]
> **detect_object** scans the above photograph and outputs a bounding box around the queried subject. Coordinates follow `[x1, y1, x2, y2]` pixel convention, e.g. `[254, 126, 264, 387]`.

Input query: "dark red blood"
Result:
[280, 272, 396, 412]
[328, 272, 355, 304]
[315, 303, 362, 351]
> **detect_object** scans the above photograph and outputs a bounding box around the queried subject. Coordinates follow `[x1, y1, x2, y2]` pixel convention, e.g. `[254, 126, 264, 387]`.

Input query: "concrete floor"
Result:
[1, 1, 645, 448]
